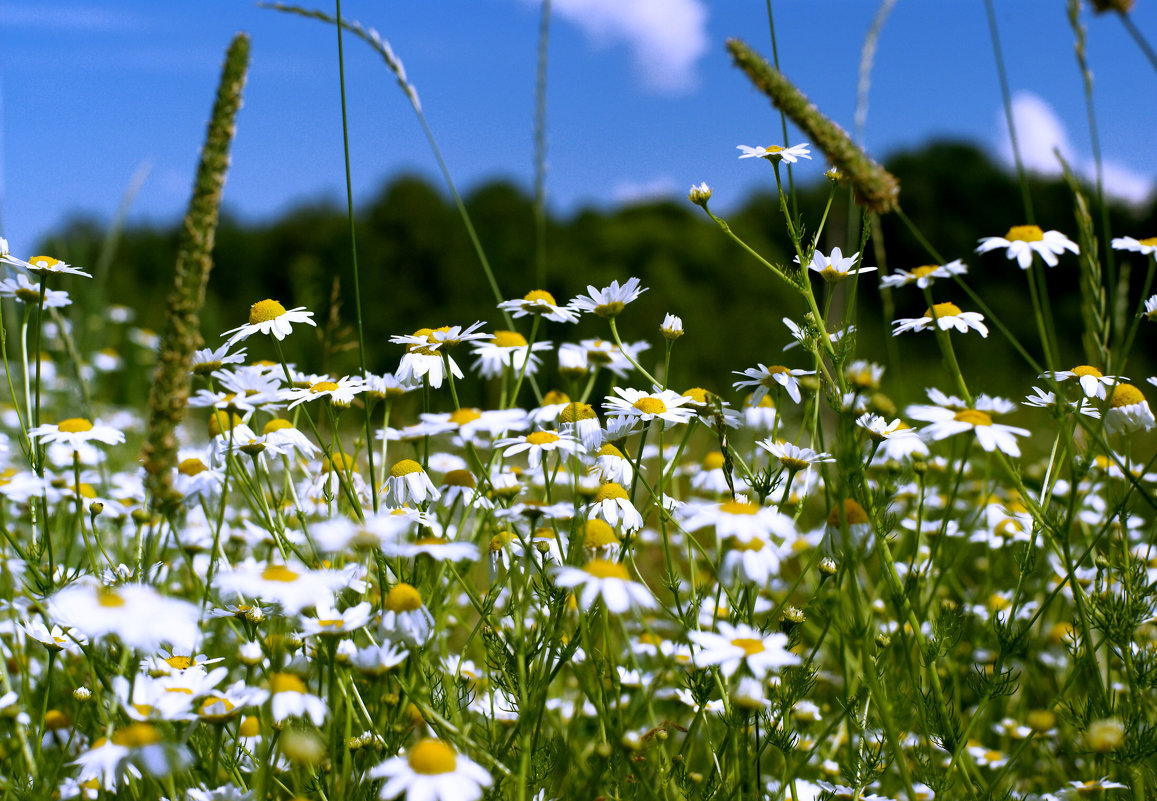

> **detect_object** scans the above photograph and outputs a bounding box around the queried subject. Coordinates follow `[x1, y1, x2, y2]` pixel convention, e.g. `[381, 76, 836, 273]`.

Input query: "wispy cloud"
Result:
[611, 176, 678, 205]
[519, 0, 708, 95]
[2, 3, 149, 33]
[998, 91, 1152, 206]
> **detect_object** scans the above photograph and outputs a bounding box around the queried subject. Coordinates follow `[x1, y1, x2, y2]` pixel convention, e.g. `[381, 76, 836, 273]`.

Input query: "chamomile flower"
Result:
[1143, 295, 1157, 321]
[688, 622, 800, 678]
[908, 406, 1029, 457]
[498, 289, 579, 323]
[553, 559, 656, 614]
[495, 429, 582, 470]
[369, 739, 492, 801]
[279, 375, 366, 409]
[1, 250, 92, 278]
[758, 439, 835, 471]
[379, 583, 434, 646]
[737, 142, 811, 164]
[0, 273, 72, 307]
[470, 330, 552, 378]
[976, 225, 1078, 268]
[29, 418, 125, 451]
[603, 386, 696, 425]
[50, 582, 201, 652]
[190, 344, 246, 375]
[213, 559, 349, 614]
[892, 302, 988, 337]
[222, 299, 316, 347]
[568, 277, 646, 318]
[385, 459, 441, 506]
[879, 259, 968, 289]
[1043, 365, 1122, 400]
[586, 482, 644, 533]
[1104, 383, 1155, 433]
[732, 364, 814, 405]
[268, 673, 327, 725]
[800, 246, 873, 283]
[1111, 235, 1157, 255]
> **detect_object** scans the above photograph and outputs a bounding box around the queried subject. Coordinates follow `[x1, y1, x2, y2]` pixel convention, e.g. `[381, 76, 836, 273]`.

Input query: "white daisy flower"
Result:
[279, 375, 367, 409]
[568, 277, 646, 318]
[470, 330, 553, 378]
[1106, 383, 1155, 433]
[879, 259, 968, 289]
[29, 417, 125, 451]
[976, 225, 1078, 268]
[50, 582, 201, 652]
[1111, 235, 1157, 256]
[0, 249, 92, 278]
[497, 289, 579, 323]
[384, 459, 441, 505]
[732, 364, 814, 405]
[908, 406, 1030, 457]
[661, 313, 684, 339]
[586, 482, 644, 533]
[222, 299, 316, 347]
[1043, 365, 1122, 400]
[603, 386, 696, 425]
[799, 246, 874, 283]
[494, 429, 582, 470]
[268, 673, 327, 725]
[758, 439, 835, 471]
[553, 559, 656, 614]
[0, 273, 72, 307]
[892, 302, 988, 337]
[736, 142, 811, 164]
[190, 344, 246, 375]
[688, 622, 800, 678]
[369, 739, 492, 801]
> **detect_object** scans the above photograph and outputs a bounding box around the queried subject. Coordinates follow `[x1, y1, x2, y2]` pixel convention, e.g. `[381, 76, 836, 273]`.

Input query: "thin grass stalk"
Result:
[140, 34, 250, 510]
[332, 0, 378, 512]
[763, 1, 798, 217]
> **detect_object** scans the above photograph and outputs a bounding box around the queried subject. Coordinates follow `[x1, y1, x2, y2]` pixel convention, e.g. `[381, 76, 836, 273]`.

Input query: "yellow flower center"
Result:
[31, 256, 62, 269]
[730, 637, 766, 656]
[323, 452, 354, 472]
[719, 500, 759, 516]
[178, 458, 207, 476]
[208, 410, 243, 438]
[633, 397, 667, 415]
[201, 696, 235, 716]
[765, 145, 784, 154]
[489, 530, 514, 551]
[269, 673, 306, 695]
[597, 443, 624, 459]
[443, 469, 476, 488]
[261, 564, 299, 583]
[542, 389, 570, 405]
[391, 458, 423, 477]
[1140, 237, 1157, 247]
[827, 498, 869, 526]
[925, 302, 962, 319]
[44, 710, 70, 730]
[310, 381, 338, 394]
[912, 265, 938, 278]
[491, 330, 528, 348]
[248, 299, 287, 325]
[729, 537, 766, 552]
[263, 419, 293, 434]
[1110, 383, 1144, 408]
[165, 655, 194, 670]
[526, 431, 561, 446]
[683, 387, 709, 404]
[449, 408, 482, 425]
[1005, 225, 1044, 242]
[560, 402, 596, 423]
[57, 418, 94, 434]
[408, 739, 458, 775]
[112, 723, 162, 748]
[594, 301, 625, 318]
[1071, 365, 1103, 378]
[584, 559, 630, 580]
[239, 716, 261, 737]
[97, 588, 126, 608]
[385, 583, 423, 613]
[702, 451, 726, 470]
[954, 409, 993, 426]
[523, 289, 558, 306]
[583, 519, 619, 548]
[594, 482, 629, 502]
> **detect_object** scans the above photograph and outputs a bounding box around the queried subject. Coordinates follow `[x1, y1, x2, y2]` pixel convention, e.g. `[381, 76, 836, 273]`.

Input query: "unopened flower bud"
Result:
[688, 182, 712, 206]
[661, 314, 684, 341]
[73, 687, 92, 702]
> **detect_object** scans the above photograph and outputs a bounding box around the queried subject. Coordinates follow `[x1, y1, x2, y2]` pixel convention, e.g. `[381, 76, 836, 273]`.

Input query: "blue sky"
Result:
[1, 0, 1155, 252]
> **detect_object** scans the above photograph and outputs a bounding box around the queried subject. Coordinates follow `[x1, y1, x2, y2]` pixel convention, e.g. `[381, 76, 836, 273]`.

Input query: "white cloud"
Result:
[998, 91, 1152, 206]
[523, 0, 709, 94]
[611, 176, 678, 205]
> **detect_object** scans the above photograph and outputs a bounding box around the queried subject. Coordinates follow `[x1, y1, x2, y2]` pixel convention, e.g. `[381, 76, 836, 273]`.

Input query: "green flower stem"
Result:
[922, 288, 972, 404]
[606, 318, 660, 387]
[508, 314, 542, 408]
